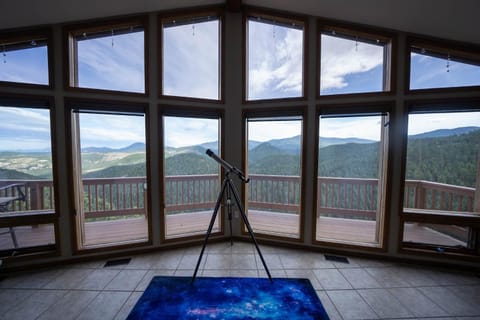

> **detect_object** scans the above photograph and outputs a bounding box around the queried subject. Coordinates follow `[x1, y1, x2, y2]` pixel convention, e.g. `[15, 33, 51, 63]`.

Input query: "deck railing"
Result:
[1, 175, 476, 220]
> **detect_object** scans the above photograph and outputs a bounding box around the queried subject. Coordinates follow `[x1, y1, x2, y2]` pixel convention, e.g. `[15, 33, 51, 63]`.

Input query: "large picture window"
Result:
[66, 18, 146, 93]
[161, 11, 222, 100]
[244, 111, 305, 239]
[162, 111, 222, 239]
[0, 100, 57, 256]
[402, 108, 480, 254]
[245, 11, 305, 101]
[68, 103, 149, 249]
[319, 23, 393, 96]
[315, 110, 389, 246]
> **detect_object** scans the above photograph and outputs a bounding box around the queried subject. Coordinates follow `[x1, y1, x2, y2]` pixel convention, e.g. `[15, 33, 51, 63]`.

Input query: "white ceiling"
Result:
[1, 0, 479, 45]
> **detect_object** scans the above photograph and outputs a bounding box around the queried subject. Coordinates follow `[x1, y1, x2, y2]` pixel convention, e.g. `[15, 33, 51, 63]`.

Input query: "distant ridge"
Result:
[82, 142, 145, 153]
[78, 126, 480, 155]
[0, 168, 39, 180]
[319, 137, 375, 148]
[409, 126, 480, 140]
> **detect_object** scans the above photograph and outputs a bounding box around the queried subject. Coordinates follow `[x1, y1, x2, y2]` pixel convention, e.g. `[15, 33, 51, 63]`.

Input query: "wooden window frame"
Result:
[243, 6, 308, 103]
[64, 97, 152, 255]
[0, 27, 53, 89]
[159, 105, 225, 243]
[0, 94, 60, 260]
[63, 16, 149, 96]
[158, 7, 225, 103]
[312, 102, 394, 251]
[242, 106, 307, 242]
[406, 35, 480, 94]
[398, 99, 480, 259]
[317, 19, 396, 98]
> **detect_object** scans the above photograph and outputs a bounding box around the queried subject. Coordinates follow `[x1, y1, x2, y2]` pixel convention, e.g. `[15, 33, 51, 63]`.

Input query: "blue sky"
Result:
[320, 34, 384, 95]
[77, 31, 144, 93]
[247, 20, 303, 100]
[1, 21, 480, 151]
[163, 20, 219, 100]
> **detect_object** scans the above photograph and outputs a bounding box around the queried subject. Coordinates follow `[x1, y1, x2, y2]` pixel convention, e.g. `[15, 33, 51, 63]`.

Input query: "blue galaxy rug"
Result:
[127, 276, 329, 319]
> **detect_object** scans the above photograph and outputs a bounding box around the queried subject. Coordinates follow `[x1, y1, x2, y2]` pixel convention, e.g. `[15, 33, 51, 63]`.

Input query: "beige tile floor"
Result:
[0, 242, 479, 319]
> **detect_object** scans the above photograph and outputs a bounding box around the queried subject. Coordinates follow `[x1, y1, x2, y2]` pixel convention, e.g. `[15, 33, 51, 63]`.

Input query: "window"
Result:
[402, 108, 480, 255]
[68, 103, 149, 249]
[161, 10, 222, 100]
[0, 30, 50, 86]
[315, 110, 389, 246]
[162, 112, 222, 239]
[245, 111, 304, 239]
[319, 23, 393, 95]
[0, 100, 57, 257]
[409, 38, 480, 91]
[0, 105, 55, 215]
[245, 11, 305, 101]
[66, 18, 146, 93]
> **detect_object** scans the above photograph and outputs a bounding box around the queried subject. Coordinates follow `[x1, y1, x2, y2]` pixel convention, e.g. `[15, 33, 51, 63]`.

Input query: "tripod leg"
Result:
[192, 178, 228, 283]
[226, 186, 233, 246]
[228, 179, 273, 282]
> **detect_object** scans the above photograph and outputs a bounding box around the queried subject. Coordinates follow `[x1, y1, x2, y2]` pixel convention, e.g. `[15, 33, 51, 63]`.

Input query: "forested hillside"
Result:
[405, 128, 480, 187]
[1, 127, 479, 189]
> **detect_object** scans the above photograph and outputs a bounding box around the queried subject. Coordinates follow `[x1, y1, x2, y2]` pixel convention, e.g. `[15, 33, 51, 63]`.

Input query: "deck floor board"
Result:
[0, 210, 464, 250]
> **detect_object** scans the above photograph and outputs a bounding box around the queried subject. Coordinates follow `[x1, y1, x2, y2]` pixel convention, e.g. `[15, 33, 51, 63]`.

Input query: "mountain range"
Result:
[80, 126, 479, 156]
[1, 126, 479, 185]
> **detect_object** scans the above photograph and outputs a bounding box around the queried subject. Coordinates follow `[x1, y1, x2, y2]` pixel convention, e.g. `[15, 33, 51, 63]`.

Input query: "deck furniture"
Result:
[0, 183, 26, 248]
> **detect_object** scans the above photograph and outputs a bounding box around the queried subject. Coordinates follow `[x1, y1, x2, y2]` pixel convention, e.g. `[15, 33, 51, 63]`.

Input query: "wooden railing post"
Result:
[29, 182, 42, 210]
[143, 182, 148, 219]
[414, 181, 425, 209]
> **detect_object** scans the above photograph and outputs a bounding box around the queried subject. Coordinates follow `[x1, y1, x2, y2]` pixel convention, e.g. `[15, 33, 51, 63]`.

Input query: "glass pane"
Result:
[404, 112, 480, 214]
[0, 106, 55, 216]
[0, 223, 55, 253]
[74, 112, 148, 248]
[76, 30, 145, 93]
[410, 50, 480, 90]
[403, 222, 470, 249]
[316, 114, 387, 244]
[0, 40, 49, 85]
[163, 116, 220, 239]
[247, 19, 303, 100]
[320, 34, 384, 95]
[163, 19, 220, 100]
[246, 118, 303, 238]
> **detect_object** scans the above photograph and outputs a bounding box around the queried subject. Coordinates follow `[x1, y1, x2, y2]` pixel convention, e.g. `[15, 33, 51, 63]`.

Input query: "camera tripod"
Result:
[192, 165, 272, 283]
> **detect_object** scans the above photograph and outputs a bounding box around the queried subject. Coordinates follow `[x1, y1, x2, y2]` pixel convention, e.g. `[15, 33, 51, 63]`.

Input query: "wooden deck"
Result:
[0, 210, 465, 251]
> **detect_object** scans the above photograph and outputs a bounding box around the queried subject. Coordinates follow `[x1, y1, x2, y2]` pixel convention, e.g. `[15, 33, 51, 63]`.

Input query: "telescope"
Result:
[206, 149, 249, 183]
[192, 149, 271, 283]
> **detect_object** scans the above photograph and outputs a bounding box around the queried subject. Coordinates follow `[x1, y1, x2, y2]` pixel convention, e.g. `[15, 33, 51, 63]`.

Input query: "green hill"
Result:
[405, 129, 480, 187]
[165, 153, 218, 175]
[83, 163, 146, 178]
[0, 168, 39, 180]
[318, 142, 380, 178]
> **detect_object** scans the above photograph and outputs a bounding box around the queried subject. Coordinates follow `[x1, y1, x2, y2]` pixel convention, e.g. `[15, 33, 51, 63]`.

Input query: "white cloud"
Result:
[78, 113, 145, 148]
[320, 34, 383, 91]
[0, 107, 52, 150]
[248, 21, 303, 99]
[320, 116, 383, 141]
[163, 20, 219, 99]
[249, 120, 302, 142]
[163, 116, 218, 148]
[78, 31, 145, 92]
[408, 112, 480, 135]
